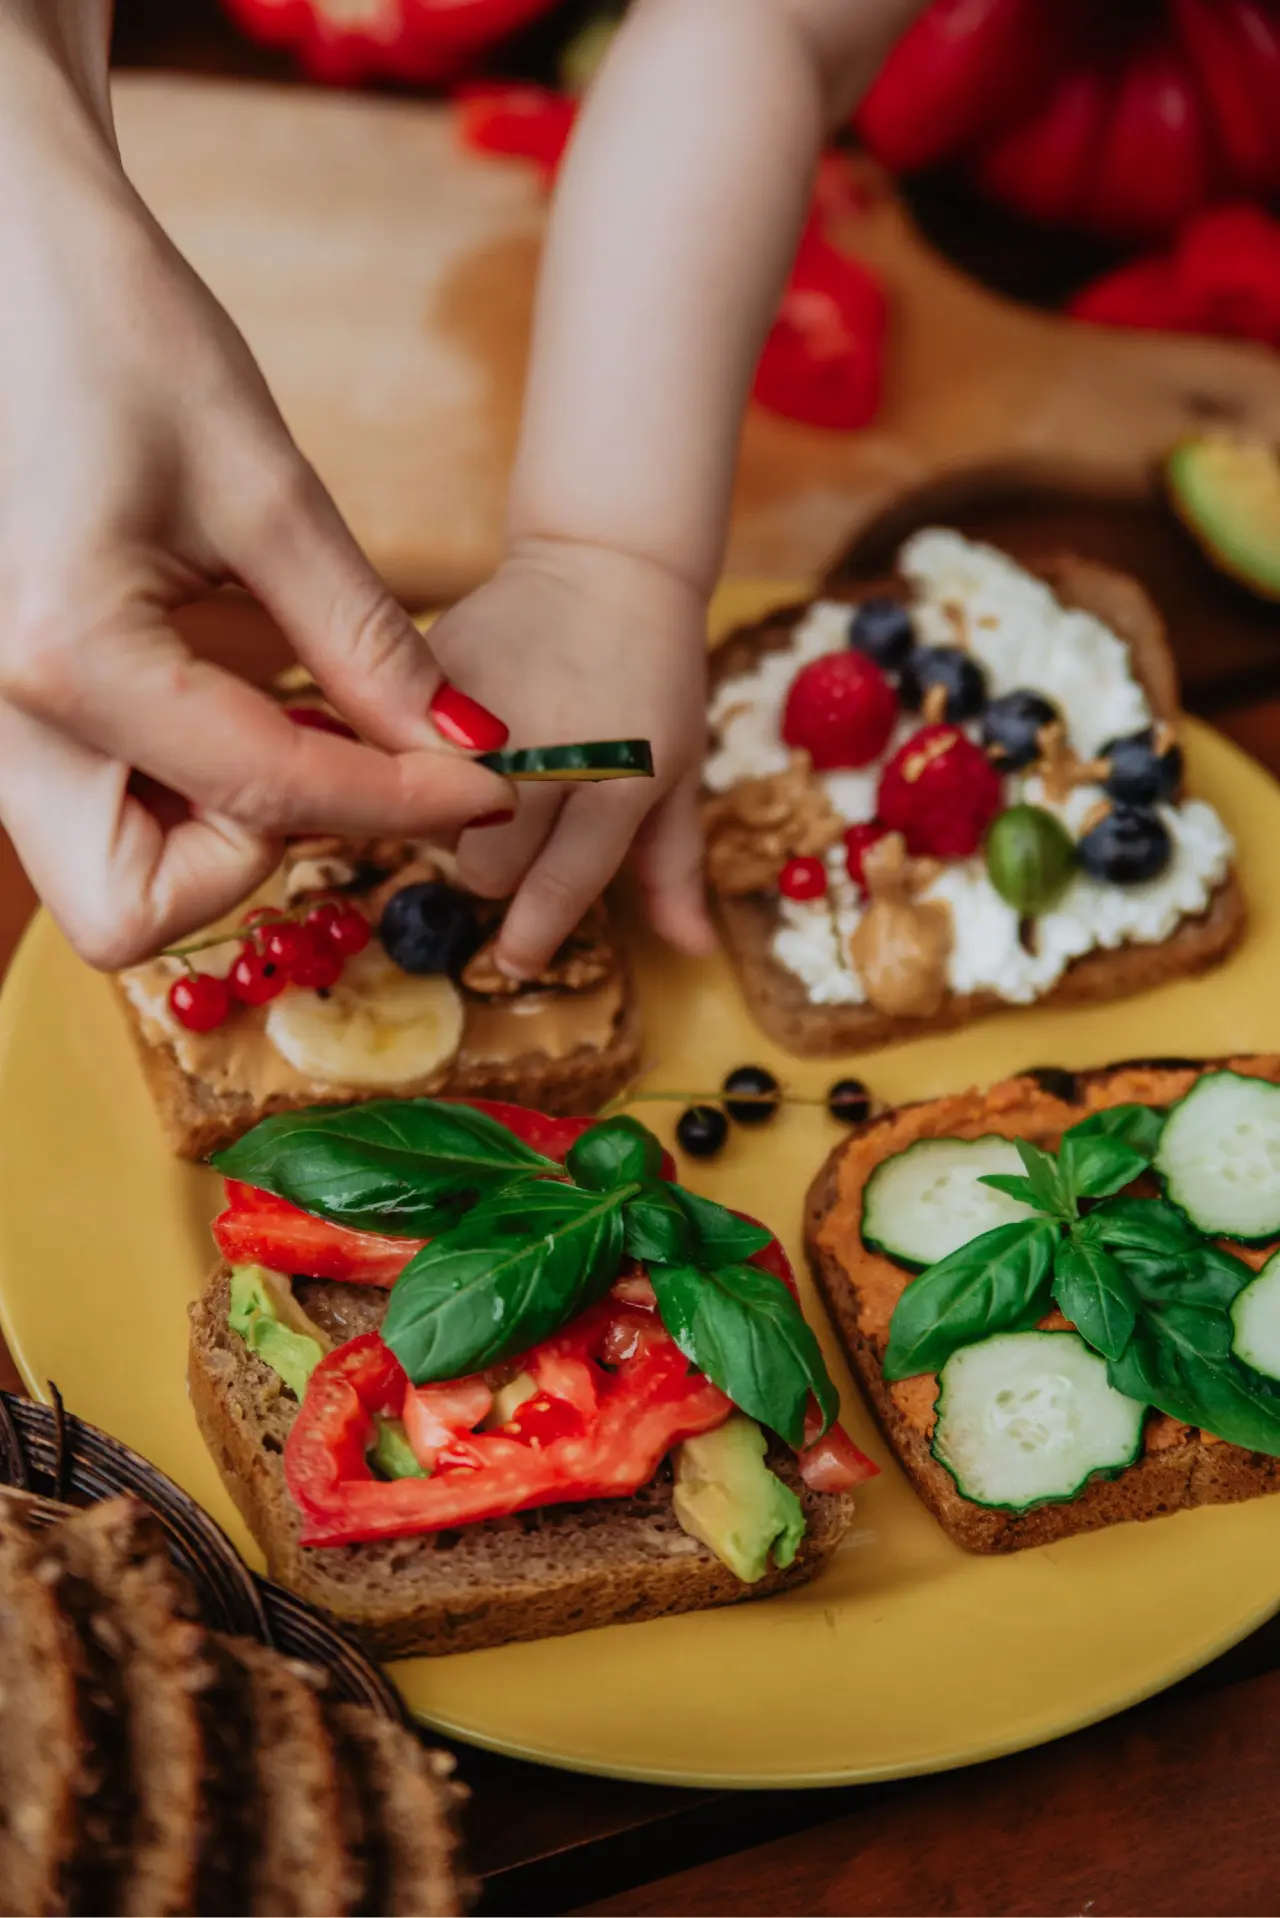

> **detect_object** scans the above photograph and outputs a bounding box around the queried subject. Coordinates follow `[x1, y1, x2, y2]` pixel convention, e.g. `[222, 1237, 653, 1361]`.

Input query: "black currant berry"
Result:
[981, 689, 1061, 770]
[380, 882, 479, 975]
[722, 1065, 781, 1126]
[675, 1105, 729, 1159]
[827, 1077, 871, 1125]
[1078, 805, 1172, 885]
[1101, 726, 1183, 806]
[848, 597, 915, 671]
[899, 646, 988, 722]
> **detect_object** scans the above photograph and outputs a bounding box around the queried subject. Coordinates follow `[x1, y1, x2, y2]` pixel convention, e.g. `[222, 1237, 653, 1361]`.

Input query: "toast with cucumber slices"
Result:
[703, 531, 1244, 1057]
[115, 836, 640, 1160]
[806, 1056, 1280, 1552]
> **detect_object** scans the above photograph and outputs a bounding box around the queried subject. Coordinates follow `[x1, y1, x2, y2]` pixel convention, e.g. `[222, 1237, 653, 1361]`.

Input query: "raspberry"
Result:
[843, 821, 890, 893]
[877, 725, 1003, 859]
[781, 651, 896, 771]
[778, 856, 827, 901]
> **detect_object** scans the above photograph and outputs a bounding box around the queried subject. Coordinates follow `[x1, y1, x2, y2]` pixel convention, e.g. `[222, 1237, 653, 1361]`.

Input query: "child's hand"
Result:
[428, 538, 715, 979]
[0, 11, 510, 969]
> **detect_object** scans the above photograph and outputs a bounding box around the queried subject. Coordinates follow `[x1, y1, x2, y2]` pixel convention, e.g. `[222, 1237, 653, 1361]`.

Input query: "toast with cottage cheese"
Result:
[805, 1055, 1280, 1553]
[702, 535, 1244, 1056]
[114, 842, 641, 1162]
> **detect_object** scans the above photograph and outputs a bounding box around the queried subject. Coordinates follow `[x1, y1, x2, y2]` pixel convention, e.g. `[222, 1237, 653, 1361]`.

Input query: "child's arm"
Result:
[441, 0, 924, 978]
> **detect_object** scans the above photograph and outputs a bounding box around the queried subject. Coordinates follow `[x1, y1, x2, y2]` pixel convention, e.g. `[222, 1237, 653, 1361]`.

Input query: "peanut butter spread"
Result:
[817, 1058, 1280, 1454]
[848, 834, 951, 1018]
[701, 752, 844, 896]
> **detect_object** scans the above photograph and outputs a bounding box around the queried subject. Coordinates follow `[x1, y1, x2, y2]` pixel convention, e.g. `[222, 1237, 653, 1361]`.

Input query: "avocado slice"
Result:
[672, 1414, 806, 1583]
[1166, 437, 1280, 601]
[228, 1264, 330, 1403]
[369, 1415, 428, 1480]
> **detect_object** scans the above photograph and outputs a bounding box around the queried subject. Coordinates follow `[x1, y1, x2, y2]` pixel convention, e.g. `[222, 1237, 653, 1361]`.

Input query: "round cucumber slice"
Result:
[1154, 1071, 1280, 1242]
[932, 1331, 1146, 1513]
[478, 739, 654, 782]
[861, 1135, 1039, 1270]
[1231, 1250, 1280, 1382]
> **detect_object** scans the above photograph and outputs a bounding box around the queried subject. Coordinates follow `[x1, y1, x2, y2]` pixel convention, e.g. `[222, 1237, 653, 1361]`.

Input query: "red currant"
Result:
[843, 821, 890, 894]
[285, 705, 358, 741]
[306, 900, 342, 930]
[325, 906, 371, 957]
[229, 944, 288, 1007]
[778, 856, 828, 902]
[263, 921, 310, 970]
[289, 926, 345, 991]
[168, 972, 232, 1033]
[240, 906, 281, 931]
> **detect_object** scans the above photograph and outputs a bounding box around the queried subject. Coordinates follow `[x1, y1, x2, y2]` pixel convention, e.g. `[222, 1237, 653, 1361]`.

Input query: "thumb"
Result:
[230, 457, 510, 756]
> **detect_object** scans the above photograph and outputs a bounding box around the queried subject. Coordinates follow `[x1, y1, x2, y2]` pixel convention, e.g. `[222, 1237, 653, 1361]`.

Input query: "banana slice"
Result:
[264, 946, 464, 1089]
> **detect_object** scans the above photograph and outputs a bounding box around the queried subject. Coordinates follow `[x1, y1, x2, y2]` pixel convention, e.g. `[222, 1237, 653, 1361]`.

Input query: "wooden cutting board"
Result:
[113, 72, 1280, 603]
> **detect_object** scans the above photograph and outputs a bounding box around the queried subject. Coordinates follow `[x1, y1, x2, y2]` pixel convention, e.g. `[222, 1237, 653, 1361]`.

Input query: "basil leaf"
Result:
[1052, 1237, 1136, 1361]
[1065, 1104, 1165, 1158]
[566, 1116, 663, 1192]
[669, 1187, 773, 1264]
[382, 1181, 630, 1380]
[213, 1099, 561, 1235]
[1078, 1196, 1198, 1254]
[1059, 1132, 1150, 1201]
[623, 1183, 695, 1265]
[650, 1262, 838, 1449]
[883, 1219, 1060, 1382]
[978, 1174, 1048, 1210]
[1083, 1203, 1253, 1309]
[1108, 1303, 1280, 1456]
[1015, 1139, 1072, 1217]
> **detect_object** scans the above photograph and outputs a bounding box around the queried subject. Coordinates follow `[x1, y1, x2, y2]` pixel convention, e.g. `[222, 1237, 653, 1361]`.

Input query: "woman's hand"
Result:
[0, 6, 511, 969]
[430, 538, 716, 979]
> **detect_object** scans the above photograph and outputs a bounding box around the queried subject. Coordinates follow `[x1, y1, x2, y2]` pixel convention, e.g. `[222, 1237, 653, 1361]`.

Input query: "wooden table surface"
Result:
[2, 8, 1274, 1914]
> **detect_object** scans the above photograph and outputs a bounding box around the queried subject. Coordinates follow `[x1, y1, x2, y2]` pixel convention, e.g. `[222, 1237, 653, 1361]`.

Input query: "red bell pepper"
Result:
[1171, 0, 1280, 195]
[456, 84, 579, 184]
[1070, 202, 1280, 348]
[1083, 37, 1210, 243]
[752, 223, 887, 433]
[222, 0, 558, 87]
[972, 62, 1111, 229]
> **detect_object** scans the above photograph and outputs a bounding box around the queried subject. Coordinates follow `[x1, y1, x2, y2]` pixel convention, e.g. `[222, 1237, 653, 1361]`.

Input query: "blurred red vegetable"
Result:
[222, 0, 559, 86]
[752, 223, 888, 431]
[1070, 203, 1280, 346]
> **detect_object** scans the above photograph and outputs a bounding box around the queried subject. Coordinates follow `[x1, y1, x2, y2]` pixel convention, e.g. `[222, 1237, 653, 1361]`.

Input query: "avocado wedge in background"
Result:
[1166, 437, 1280, 602]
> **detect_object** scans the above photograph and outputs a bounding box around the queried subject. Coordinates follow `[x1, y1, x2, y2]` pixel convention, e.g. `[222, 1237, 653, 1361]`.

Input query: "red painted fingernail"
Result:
[470, 809, 515, 828]
[429, 682, 510, 751]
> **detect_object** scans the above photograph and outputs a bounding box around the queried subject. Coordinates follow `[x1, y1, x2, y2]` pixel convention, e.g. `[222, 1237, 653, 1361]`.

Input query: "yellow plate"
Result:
[2, 580, 1280, 1790]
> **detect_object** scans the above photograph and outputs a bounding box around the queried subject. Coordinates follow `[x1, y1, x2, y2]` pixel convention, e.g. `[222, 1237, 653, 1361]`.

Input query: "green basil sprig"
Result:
[221, 1105, 841, 1445]
[213, 1100, 560, 1235]
[882, 1100, 1280, 1459]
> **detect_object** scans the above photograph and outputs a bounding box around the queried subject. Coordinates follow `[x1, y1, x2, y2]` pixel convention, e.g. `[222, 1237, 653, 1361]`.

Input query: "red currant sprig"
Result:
[163, 896, 372, 1032]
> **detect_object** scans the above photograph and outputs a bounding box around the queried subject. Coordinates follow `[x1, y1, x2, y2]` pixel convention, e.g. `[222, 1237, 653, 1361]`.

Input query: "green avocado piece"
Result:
[369, 1415, 428, 1480]
[672, 1414, 805, 1583]
[228, 1264, 327, 1403]
[1166, 437, 1280, 601]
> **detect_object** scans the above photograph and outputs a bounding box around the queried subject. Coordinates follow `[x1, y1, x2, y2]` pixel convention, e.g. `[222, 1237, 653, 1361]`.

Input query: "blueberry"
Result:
[848, 598, 915, 671]
[899, 646, 988, 722]
[827, 1077, 871, 1125]
[981, 689, 1061, 770]
[676, 1105, 729, 1159]
[1101, 726, 1183, 806]
[722, 1065, 781, 1126]
[1078, 805, 1172, 885]
[380, 882, 480, 975]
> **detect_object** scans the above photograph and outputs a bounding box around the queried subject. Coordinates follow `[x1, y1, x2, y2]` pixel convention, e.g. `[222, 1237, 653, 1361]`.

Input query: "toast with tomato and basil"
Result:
[805, 1056, 1280, 1553]
[189, 1098, 875, 1657]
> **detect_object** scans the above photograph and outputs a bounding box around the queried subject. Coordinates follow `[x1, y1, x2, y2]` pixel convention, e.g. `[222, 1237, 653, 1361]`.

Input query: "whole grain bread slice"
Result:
[188, 1268, 857, 1659]
[705, 555, 1245, 1056]
[326, 1704, 472, 1918]
[804, 1054, 1280, 1553]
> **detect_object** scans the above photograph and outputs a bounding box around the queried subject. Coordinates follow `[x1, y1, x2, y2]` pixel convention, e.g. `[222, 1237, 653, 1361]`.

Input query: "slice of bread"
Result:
[804, 1055, 1280, 1553]
[705, 554, 1245, 1056]
[325, 1704, 473, 1918]
[189, 1267, 858, 1658]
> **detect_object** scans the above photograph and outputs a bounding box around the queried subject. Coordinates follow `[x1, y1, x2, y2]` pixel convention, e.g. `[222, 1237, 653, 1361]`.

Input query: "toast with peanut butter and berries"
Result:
[702, 530, 1244, 1057]
[805, 1055, 1280, 1553]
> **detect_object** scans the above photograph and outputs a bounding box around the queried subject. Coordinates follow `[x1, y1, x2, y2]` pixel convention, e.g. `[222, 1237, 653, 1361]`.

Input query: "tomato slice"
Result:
[798, 1416, 879, 1493]
[212, 1182, 425, 1288]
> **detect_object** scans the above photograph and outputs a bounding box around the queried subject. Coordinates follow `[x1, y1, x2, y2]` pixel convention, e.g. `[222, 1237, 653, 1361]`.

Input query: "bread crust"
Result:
[705, 554, 1245, 1056]
[803, 1056, 1280, 1553]
[189, 1268, 857, 1658]
[115, 964, 643, 1162]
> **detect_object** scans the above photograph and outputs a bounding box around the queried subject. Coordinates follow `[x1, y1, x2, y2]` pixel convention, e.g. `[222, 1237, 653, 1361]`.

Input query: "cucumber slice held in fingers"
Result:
[1154, 1071, 1280, 1242]
[861, 1136, 1041, 1270]
[932, 1331, 1146, 1513]
[478, 739, 654, 782]
[1231, 1250, 1280, 1382]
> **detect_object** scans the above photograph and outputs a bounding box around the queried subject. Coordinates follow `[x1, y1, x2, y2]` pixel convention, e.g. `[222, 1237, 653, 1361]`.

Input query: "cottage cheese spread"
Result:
[705, 531, 1235, 1009]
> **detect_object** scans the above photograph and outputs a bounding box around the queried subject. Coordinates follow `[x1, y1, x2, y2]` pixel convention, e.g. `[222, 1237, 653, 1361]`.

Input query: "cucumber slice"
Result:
[1154, 1071, 1280, 1241]
[862, 1136, 1040, 1269]
[932, 1330, 1146, 1512]
[1230, 1250, 1280, 1381]
[478, 739, 654, 782]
